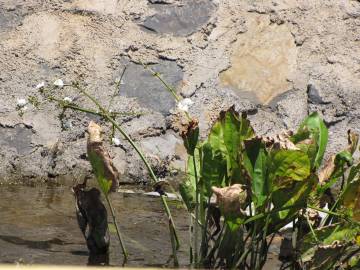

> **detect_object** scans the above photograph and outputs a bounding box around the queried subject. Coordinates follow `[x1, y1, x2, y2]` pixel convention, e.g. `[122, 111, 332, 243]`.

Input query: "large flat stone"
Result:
[0, 125, 33, 155]
[119, 60, 183, 115]
[142, 0, 216, 36]
[220, 15, 298, 104]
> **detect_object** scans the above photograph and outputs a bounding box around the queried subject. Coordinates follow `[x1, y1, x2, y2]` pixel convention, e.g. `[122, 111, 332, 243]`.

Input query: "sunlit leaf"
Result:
[292, 112, 328, 169]
[88, 150, 113, 195]
[269, 150, 310, 189]
[343, 178, 360, 221]
[206, 106, 254, 185]
[347, 129, 359, 155]
[317, 150, 353, 193]
[272, 176, 315, 223]
[201, 142, 227, 194]
[243, 138, 269, 207]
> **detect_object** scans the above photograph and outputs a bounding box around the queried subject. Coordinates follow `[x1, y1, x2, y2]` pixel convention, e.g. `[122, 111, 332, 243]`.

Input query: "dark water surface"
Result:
[0, 185, 281, 268]
[0, 185, 189, 266]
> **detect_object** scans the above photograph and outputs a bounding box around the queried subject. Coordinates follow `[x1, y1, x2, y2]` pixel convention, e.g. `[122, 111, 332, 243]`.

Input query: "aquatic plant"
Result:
[23, 66, 360, 268]
[178, 108, 360, 269]
[26, 77, 180, 266]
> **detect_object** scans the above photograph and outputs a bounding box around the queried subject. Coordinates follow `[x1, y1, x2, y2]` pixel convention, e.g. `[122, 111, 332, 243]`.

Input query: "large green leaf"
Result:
[317, 150, 353, 194]
[292, 112, 328, 169]
[343, 178, 360, 221]
[269, 150, 311, 189]
[271, 176, 315, 224]
[88, 150, 112, 195]
[201, 142, 227, 194]
[243, 138, 269, 207]
[206, 107, 254, 185]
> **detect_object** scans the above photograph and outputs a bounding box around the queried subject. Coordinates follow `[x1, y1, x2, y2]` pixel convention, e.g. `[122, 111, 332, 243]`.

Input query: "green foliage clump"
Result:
[180, 107, 360, 269]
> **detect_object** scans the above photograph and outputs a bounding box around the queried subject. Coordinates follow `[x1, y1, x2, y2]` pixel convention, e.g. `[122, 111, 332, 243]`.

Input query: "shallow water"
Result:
[0, 184, 281, 268]
[0, 184, 189, 266]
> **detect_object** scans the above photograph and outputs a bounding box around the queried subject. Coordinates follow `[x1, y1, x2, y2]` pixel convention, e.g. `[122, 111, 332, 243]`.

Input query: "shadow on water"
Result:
[0, 235, 67, 251]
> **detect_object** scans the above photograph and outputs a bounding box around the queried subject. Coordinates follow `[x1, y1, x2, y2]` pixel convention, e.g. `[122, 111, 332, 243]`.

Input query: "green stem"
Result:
[169, 220, 179, 267]
[105, 194, 128, 265]
[140, 61, 180, 102]
[306, 213, 319, 242]
[307, 205, 343, 217]
[73, 83, 180, 249]
[193, 153, 200, 267]
[258, 198, 272, 269]
[108, 66, 127, 111]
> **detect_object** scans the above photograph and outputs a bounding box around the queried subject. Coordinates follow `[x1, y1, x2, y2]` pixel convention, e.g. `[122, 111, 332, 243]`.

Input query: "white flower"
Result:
[115, 77, 125, 85]
[17, 98, 28, 108]
[112, 137, 121, 146]
[53, 79, 64, 88]
[177, 98, 193, 112]
[36, 81, 45, 89]
[63, 97, 72, 103]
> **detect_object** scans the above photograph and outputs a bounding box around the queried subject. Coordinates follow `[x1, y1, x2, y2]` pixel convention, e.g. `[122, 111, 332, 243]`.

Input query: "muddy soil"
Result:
[0, 0, 359, 185]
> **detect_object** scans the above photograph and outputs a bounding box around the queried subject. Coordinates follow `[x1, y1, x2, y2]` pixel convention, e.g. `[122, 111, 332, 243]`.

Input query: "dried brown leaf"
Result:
[87, 121, 119, 192]
[211, 184, 248, 216]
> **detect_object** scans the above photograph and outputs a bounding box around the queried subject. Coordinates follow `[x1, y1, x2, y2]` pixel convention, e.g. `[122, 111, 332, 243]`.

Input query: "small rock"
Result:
[307, 84, 330, 105]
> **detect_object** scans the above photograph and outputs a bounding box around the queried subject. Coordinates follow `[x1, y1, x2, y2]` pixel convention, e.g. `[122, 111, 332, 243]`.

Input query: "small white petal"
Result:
[36, 81, 45, 89]
[120, 79, 125, 85]
[54, 79, 64, 88]
[17, 98, 28, 107]
[63, 97, 72, 103]
[318, 203, 328, 219]
[177, 98, 193, 112]
[112, 137, 121, 146]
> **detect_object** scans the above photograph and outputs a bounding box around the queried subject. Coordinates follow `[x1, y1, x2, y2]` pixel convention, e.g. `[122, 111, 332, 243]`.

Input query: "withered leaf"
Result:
[211, 184, 248, 216]
[87, 121, 119, 193]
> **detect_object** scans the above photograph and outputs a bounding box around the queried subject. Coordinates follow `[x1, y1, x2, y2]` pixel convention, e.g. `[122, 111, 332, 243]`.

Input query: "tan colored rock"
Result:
[220, 15, 298, 104]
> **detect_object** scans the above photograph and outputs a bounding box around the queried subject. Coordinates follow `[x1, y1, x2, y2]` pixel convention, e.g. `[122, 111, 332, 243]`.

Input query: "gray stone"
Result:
[307, 84, 329, 105]
[0, 125, 33, 155]
[142, 0, 216, 36]
[0, 8, 23, 32]
[119, 60, 183, 115]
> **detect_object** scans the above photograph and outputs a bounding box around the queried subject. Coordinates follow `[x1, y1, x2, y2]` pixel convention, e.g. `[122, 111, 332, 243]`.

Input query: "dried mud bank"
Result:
[0, 0, 359, 185]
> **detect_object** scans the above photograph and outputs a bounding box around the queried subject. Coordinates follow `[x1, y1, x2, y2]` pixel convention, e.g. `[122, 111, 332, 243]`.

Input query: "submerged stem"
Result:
[105, 194, 128, 265]
[193, 153, 200, 267]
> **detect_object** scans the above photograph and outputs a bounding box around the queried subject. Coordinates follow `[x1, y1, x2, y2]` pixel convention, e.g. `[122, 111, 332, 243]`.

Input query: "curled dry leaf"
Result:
[181, 117, 199, 155]
[87, 121, 119, 192]
[347, 129, 359, 154]
[318, 155, 336, 185]
[252, 130, 299, 151]
[211, 184, 248, 216]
